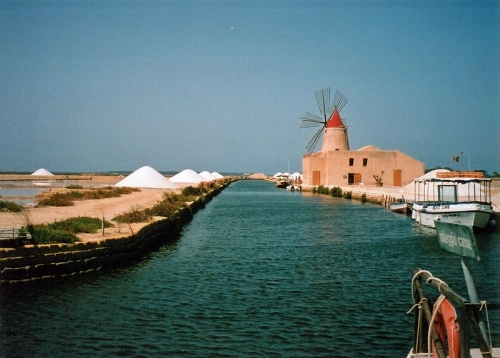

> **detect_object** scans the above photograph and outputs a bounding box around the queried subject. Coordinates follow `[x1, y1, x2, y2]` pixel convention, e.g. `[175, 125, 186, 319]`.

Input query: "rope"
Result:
[407, 297, 428, 355]
[411, 270, 433, 301]
[480, 300, 493, 351]
[426, 276, 449, 293]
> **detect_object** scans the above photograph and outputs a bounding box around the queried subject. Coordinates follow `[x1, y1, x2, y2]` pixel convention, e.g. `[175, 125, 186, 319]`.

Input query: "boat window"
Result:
[438, 185, 457, 201]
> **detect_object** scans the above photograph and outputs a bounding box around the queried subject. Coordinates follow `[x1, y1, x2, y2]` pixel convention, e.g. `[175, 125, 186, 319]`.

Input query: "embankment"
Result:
[0, 184, 227, 285]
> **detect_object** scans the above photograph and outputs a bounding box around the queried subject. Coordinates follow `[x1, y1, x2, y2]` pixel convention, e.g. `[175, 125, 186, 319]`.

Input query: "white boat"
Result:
[389, 201, 410, 214]
[411, 176, 493, 229]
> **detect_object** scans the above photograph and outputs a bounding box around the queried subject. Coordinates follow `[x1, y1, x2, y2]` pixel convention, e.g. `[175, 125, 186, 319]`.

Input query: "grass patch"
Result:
[30, 217, 113, 244]
[37, 187, 140, 207]
[31, 226, 78, 244]
[47, 216, 112, 234]
[181, 186, 207, 196]
[113, 206, 152, 224]
[38, 193, 74, 206]
[0, 200, 24, 212]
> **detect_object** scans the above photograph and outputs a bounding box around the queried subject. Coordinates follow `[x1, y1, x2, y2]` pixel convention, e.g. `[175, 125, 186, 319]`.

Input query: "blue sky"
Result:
[1, 0, 499, 175]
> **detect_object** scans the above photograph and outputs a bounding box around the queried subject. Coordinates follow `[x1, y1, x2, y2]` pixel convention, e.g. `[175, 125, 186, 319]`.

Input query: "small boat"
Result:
[389, 200, 410, 215]
[275, 180, 289, 188]
[411, 176, 493, 229]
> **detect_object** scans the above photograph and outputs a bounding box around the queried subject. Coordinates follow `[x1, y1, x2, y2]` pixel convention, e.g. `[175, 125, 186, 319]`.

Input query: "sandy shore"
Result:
[0, 175, 178, 242]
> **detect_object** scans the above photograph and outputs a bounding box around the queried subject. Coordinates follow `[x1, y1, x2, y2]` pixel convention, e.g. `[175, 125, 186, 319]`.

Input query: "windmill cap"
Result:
[326, 109, 344, 128]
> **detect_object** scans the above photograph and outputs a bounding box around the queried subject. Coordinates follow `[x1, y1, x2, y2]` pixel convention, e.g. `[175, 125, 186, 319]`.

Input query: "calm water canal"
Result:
[1, 180, 499, 357]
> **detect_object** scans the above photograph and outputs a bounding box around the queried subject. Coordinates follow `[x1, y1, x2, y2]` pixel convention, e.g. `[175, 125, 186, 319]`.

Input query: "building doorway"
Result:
[348, 173, 361, 185]
[393, 169, 402, 186]
[312, 171, 321, 186]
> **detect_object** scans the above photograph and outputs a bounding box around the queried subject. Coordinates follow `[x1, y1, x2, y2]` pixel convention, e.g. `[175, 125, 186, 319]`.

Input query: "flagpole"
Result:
[460, 151, 463, 173]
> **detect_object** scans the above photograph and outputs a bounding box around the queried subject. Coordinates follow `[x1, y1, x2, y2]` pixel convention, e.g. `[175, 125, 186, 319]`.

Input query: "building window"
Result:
[363, 158, 368, 166]
[349, 158, 354, 166]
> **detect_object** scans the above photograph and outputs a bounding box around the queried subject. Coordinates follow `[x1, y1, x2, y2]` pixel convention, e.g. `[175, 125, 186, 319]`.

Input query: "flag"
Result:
[452, 156, 460, 162]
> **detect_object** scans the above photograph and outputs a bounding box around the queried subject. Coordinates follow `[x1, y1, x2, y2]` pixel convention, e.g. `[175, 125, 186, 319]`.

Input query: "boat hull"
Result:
[412, 202, 492, 229]
[275, 180, 289, 188]
[389, 202, 409, 214]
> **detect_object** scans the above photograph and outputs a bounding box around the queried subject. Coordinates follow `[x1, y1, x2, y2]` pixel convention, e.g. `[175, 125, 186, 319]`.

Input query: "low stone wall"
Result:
[0, 183, 228, 285]
[302, 185, 396, 206]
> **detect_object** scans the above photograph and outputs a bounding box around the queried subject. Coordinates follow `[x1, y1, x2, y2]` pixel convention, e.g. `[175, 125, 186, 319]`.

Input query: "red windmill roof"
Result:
[326, 109, 344, 128]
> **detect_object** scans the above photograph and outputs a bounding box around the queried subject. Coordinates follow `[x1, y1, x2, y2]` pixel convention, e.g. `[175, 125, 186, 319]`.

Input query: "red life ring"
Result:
[432, 298, 461, 358]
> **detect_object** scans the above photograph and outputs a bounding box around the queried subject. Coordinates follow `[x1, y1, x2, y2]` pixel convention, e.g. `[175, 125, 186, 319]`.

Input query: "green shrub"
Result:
[360, 193, 367, 203]
[312, 187, 317, 193]
[182, 186, 203, 196]
[0, 200, 24, 212]
[146, 199, 179, 218]
[31, 226, 78, 244]
[343, 191, 352, 199]
[67, 190, 85, 199]
[317, 185, 330, 195]
[113, 206, 152, 223]
[328, 187, 342, 197]
[47, 217, 111, 234]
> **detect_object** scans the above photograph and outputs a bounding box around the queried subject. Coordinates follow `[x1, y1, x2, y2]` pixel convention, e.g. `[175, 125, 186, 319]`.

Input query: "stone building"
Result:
[302, 109, 424, 187]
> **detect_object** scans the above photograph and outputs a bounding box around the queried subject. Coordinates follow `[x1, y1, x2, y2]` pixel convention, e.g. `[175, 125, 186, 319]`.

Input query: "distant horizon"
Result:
[0, 165, 498, 177]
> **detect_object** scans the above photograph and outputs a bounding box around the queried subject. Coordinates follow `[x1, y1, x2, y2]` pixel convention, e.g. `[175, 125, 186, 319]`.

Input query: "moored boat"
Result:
[411, 176, 493, 229]
[389, 200, 410, 215]
[275, 180, 289, 188]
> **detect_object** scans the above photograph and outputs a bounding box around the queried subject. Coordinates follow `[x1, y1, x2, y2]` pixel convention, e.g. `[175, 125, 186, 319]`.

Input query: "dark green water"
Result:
[1, 180, 499, 357]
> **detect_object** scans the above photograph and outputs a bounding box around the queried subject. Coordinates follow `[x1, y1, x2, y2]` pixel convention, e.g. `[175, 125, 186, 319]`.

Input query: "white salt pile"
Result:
[199, 171, 216, 181]
[31, 168, 54, 176]
[115, 166, 177, 189]
[170, 169, 206, 184]
[211, 172, 224, 179]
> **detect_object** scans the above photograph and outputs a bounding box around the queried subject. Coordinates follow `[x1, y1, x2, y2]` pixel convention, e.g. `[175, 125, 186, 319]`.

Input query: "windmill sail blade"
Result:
[300, 122, 322, 128]
[314, 88, 330, 120]
[306, 126, 325, 152]
[300, 87, 348, 153]
[331, 90, 348, 113]
[300, 112, 324, 127]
